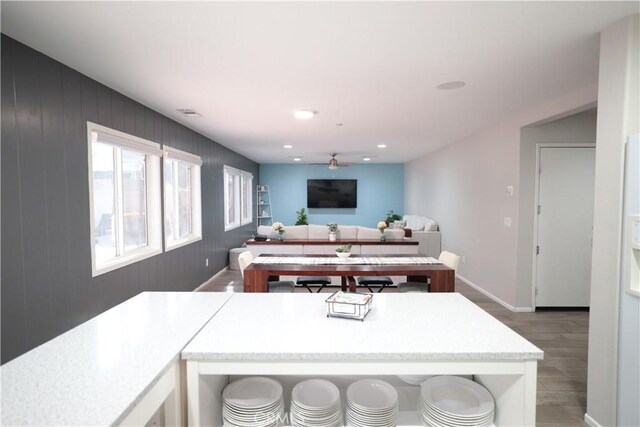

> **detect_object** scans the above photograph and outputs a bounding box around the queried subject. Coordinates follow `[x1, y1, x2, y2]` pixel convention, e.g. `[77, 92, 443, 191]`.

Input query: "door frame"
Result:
[531, 143, 596, 309]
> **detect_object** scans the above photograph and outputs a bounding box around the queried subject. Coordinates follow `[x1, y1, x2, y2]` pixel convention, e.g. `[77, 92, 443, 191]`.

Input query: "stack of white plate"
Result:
[346, 379, 398, 427]
[289, 379, 342, 427]
[222, 377, 285, 427]
[418, 376, 495, 427]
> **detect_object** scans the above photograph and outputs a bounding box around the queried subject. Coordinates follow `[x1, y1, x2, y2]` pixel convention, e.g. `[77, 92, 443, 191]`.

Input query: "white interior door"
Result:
[535, 146, 595, 307]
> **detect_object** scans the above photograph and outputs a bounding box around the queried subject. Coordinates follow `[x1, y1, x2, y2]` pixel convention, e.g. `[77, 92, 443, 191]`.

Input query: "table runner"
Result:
[251, 256, 441, 265]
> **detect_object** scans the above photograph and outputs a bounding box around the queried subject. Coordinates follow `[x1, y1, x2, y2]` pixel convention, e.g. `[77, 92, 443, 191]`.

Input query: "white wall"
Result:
[516, 109, 598, 308]
[405, 83, 597, 310]
[587, 14, 639, 427]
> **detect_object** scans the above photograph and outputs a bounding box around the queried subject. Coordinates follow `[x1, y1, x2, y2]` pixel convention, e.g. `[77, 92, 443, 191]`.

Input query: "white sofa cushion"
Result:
[357, 226, 382, 240]
[283, 224, 309, 240]
[257, 224, 309, 239]
[384, 229, 405, 241]
[257, 225, 277, 238]
[403, 214, 438, 231]
[308, 224, 329, 240]
[338, 225, 358, 240]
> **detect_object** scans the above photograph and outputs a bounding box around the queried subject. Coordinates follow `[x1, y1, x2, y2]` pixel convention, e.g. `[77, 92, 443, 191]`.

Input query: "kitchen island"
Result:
[183, 293, 543, 426]
[1, 292, 231, 427]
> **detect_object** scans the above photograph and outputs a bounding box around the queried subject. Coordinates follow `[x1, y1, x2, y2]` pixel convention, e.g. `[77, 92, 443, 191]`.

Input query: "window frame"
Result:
[163, 146, 203, 251]
[240, 171, 253, 225]
[224, 166, 253, 231]
[87, 122, 163, 277]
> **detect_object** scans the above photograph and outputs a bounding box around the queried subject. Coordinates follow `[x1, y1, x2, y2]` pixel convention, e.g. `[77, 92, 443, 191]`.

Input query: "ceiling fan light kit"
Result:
[328, 153, 349, 169]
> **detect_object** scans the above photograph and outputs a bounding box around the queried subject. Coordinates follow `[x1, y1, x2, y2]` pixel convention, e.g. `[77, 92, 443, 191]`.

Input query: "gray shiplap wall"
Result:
[1, 35, 258, 363]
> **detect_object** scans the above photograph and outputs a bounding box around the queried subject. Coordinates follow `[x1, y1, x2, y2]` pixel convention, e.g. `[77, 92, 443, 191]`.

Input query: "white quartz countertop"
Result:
[182, 293, 542, 362]
[1, 292, 231, 426]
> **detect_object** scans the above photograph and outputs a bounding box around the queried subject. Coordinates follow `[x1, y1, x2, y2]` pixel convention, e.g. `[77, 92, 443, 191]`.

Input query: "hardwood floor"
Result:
[199, 269, 589, 427]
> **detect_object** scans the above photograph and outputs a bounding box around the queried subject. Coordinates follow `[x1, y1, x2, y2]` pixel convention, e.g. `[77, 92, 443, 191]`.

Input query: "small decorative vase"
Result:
[277, 231, 284, 241]
[379, 232, 386, 242]
[329, 232, 337, 242]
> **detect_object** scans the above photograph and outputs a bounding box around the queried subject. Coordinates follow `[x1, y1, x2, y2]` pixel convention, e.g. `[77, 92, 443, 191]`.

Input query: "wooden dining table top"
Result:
[244, 253, 453, 275]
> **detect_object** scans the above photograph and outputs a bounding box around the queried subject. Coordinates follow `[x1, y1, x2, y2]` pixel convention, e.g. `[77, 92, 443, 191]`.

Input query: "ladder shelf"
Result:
[257, 185, 273, 226]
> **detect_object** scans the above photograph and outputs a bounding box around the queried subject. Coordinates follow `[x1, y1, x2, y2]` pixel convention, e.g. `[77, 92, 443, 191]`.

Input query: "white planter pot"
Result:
[329, 232, 337, 242]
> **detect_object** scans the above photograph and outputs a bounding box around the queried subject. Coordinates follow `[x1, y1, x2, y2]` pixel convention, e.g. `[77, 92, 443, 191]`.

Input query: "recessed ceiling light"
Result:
[293, 157, 302, 162]
[283, 145, 293, 149]
[436, 81, 466, 90]
[293, 109, 317, 120]
[377, 144, 387, 149]
[363, 157, 371, 161]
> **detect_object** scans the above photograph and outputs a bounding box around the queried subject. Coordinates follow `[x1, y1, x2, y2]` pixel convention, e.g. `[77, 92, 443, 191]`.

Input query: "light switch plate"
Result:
[504, 217, 512, 227]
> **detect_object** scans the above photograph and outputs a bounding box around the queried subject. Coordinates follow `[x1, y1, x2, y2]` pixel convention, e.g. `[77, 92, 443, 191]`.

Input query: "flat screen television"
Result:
[307, 179, 357, 208]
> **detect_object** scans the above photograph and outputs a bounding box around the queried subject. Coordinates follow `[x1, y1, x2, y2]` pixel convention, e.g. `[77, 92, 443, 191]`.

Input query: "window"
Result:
[163, 146, 202, 250]
[87, 122, 162, 276]
[241, 171, 253, 225]
[224, 166, 253, 230]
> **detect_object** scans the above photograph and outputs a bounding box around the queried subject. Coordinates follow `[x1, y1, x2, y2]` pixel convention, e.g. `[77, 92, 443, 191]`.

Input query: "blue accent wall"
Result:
[259, 164, 404, 227]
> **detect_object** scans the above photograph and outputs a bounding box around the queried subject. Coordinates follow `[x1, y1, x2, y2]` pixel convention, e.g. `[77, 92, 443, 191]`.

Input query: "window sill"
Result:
[92, 247, 162, 277]
[165, 235, 203, 252]
[225, 221, 253, 232]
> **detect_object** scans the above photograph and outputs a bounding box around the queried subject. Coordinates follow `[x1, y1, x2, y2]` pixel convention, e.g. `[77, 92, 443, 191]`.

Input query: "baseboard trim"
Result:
[457, 275, 534, 313]
[194, 267, 229, 292]
[584, 413, 602, 427]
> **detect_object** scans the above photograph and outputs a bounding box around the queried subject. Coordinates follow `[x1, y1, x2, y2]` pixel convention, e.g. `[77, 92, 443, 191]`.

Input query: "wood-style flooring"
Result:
[199, 269, 589, 427]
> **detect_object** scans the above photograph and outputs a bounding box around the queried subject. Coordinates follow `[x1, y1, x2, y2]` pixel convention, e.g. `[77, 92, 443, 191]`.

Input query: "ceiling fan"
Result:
[310, 153, 351, 169]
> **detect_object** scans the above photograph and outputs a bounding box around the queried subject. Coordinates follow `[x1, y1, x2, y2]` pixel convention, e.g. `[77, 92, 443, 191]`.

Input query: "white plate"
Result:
[346, 412, 397, 427]
[420, 410, 493, 427]
[291, 410, 341, 426]
[347, 379, 398, 411]
[224, 399, 282, 413]
[420, 376, 494, 418]
[422, 400, 493, 424]
[420, 401, 493, 427]
[396, 374, 434, 385]
[223, 377, 283, 409]
[346, 401, 397, 417]
[292, 379, 341, 410]
[223, 407, 284, 427]
[291, 405, 340, 418]
[224, 402, 283, 421]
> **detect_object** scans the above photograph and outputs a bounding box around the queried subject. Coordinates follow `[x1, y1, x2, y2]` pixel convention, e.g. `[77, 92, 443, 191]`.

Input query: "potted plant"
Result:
[327, 222, 338, 241]
[377, 221, 388, 242]
[385, 210, 402, 226]
[335, 244, 352, 259]
[295, 208, 308, 225]
[272, 222, 285, 241]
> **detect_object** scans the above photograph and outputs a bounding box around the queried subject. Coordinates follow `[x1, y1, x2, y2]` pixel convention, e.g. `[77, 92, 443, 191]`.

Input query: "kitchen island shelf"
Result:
[182, 293, 542, 426]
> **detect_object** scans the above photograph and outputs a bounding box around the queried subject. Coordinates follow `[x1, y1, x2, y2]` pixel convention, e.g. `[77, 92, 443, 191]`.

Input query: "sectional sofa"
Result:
[256, 224, 405, 241]
[252, 221, 441, 257]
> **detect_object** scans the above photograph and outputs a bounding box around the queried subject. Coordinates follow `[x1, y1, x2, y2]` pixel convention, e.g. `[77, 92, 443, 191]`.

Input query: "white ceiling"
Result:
[2, 1, 638, 164]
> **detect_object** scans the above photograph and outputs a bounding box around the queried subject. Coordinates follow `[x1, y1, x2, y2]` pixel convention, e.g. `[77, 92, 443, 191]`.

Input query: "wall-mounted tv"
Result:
[307, 179, 357, 208]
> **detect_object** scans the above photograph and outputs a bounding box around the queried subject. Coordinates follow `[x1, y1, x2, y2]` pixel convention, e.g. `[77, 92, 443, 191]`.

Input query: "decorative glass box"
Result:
[325, 291, 373, 321]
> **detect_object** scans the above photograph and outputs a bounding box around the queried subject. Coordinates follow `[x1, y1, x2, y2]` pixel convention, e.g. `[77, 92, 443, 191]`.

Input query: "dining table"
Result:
[242, 254, 455, 293]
